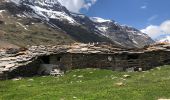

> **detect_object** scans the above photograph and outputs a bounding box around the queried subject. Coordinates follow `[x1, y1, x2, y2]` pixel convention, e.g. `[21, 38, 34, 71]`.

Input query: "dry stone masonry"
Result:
[0, 43, 170, 80]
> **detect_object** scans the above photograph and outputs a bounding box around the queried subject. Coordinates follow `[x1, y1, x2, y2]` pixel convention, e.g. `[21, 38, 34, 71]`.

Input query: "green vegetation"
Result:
[1, 66, 170, 100]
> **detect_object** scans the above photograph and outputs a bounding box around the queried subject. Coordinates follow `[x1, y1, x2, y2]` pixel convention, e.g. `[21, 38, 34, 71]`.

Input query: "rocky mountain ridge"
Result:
[0, 0, 154, 48]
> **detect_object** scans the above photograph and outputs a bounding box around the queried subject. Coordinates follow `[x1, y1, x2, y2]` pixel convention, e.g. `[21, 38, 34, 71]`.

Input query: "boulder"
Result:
[123, 75, 131, 78]
[115, 82, 124, 86]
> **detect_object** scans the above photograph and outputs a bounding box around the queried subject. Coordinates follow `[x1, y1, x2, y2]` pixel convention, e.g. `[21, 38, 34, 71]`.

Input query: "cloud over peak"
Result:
[58, 0, 98, 13]
[141, 20, 170, 39]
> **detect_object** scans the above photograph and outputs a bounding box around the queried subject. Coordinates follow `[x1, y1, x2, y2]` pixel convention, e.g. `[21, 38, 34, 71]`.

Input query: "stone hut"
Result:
[1, 43, 170, 79]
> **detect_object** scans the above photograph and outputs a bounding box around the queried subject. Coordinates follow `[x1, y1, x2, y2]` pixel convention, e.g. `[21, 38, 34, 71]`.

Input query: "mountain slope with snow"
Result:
[10, 0, 78, 24]
[0, 0, 154, 48]
[73, 14, 154, 48]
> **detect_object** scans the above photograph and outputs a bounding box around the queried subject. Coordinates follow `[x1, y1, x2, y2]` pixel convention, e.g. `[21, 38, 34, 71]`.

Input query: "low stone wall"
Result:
[69, 54, 114, 70]
[62, 51, 170, 72]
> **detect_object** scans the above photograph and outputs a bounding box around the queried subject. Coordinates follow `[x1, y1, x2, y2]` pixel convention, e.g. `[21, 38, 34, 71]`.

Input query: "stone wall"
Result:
[111, 51, 170, 71]
[70, 54, 114, 70]
[2, 50, 170, 79]
[52, 51, 170, 72]
[139, 51, 170, 70]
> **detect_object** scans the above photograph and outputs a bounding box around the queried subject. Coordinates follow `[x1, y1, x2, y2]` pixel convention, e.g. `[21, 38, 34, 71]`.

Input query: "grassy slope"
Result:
[0, 8, 115, 48]
[0, 10, 75, 48]
[0, 66, 170, 100]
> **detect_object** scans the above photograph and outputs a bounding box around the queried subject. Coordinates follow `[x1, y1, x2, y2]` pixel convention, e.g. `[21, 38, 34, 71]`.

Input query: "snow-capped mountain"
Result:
[0, 0, 154, 48]
[10, 0, 77, 24]
[72, 14, 154, 48]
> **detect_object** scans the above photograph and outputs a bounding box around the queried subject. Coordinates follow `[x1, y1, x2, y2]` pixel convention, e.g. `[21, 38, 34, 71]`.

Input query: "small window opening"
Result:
[57, 57, 62, 61]
[163, 59, 170, 64]
[127, 54, 139, 60]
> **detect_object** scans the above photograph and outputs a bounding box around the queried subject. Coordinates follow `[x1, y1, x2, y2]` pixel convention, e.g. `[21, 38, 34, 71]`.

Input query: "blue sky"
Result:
[59, 0, 170, 39]
[82, 0, 170, 29]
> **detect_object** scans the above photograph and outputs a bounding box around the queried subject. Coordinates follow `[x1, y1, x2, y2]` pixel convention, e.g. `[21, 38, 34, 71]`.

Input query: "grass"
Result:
[1, 66, 170, 100]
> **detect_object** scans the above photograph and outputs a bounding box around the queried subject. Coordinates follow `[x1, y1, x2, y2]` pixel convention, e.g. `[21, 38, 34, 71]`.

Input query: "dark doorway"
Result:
[40, 56, 50, 64]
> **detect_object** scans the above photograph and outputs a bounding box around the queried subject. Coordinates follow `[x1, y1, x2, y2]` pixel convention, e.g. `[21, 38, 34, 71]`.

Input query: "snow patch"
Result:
[96, 26, 108, 32]
[10, 0, 20, 5]
[0, 10, 6, 18]
[26, 5, 77, 24]
[28, 5, 49, 21]
[132, 38, 138, 44]
[0, 10, 6, 13]
[16, 14, 26, 18]
[9, 0, 77, 24]
[90, 17, 112, 23]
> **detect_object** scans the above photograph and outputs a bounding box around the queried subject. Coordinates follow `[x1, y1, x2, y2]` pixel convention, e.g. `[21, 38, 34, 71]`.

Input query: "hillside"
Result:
[0, 1, 116, 48]
[0, 3, 75, 47]
[0, 65, 170, 100]
[0, 0, 154, 48]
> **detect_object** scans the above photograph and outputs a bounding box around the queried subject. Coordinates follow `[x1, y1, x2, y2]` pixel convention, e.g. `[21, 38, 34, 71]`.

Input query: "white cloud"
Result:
[141, 20, 170, 39]
[160, 20, 170, 33]
[141, 25, 161, 38]
[147, 15, 158, 22]
[58, 0, 98, 13]
[140, 5, 147, 9]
